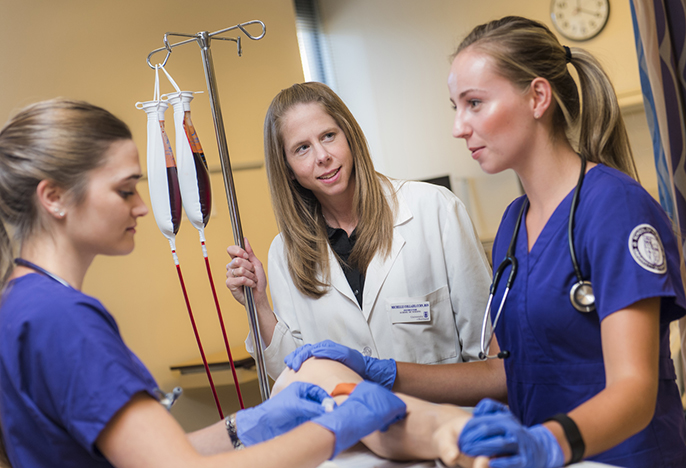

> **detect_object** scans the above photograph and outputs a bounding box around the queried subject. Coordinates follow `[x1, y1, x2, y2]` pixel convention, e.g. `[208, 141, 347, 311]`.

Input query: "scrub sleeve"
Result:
[0, 274, 159, 468]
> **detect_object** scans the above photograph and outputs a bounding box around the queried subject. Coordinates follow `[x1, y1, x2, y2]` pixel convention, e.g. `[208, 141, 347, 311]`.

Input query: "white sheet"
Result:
[324, 443, 618, 468]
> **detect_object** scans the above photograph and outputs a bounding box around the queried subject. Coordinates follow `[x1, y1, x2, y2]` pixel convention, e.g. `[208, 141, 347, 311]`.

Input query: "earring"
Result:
[54, 207, 65, 218]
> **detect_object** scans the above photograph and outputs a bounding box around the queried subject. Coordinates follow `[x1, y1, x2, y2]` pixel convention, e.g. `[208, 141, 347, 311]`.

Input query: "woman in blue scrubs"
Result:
[446, 16, 686, 467]
[287, 16, 686, 468]
[0, 99, 405, 468]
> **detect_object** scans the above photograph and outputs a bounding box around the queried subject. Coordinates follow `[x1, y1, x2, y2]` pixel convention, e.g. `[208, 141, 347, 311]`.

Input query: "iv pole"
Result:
[146, 20, 271, 401]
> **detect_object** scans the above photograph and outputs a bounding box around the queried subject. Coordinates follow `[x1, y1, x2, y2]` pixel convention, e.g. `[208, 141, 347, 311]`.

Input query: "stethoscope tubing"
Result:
[479, 156, 593, 360]
[13, 258, 71, 289]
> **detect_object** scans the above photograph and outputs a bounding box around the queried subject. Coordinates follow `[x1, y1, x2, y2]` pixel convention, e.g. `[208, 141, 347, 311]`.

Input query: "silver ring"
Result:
[231, 269, 237, 277]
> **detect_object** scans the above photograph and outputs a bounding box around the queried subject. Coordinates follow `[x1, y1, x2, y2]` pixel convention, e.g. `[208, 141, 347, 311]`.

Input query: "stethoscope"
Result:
[479, 157, 596, 360]
[13, 258, 71, 288]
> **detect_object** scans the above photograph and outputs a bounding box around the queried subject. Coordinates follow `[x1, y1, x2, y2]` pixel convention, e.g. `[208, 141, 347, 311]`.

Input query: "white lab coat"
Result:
[246, 180, 492, 378]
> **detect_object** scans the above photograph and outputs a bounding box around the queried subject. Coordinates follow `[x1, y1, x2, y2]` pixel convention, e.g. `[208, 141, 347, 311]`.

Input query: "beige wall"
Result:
[0, 0, 303, 429]
[318, 0, 654, 240]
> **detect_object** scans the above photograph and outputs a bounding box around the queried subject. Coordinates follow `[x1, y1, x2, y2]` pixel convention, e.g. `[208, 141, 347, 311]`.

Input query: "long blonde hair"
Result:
[455, 16, 637, 178]
[0, 99, 132, 289]
[264, 82, 395, 298]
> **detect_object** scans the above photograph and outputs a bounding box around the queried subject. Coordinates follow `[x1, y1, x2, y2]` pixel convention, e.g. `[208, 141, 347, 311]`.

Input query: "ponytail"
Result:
[0, 221, 12, 290]
[570, 48, 638, 178]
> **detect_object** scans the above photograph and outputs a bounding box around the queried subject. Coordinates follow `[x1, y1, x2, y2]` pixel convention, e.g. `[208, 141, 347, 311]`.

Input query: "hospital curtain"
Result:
[630, 0, 686, 400]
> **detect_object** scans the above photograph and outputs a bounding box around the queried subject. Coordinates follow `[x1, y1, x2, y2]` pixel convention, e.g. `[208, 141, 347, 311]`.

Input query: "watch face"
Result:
[550, 0, 610, 41]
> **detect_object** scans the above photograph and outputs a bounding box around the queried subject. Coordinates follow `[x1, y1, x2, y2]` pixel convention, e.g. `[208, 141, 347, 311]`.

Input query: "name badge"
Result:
[389, 301, 430, 323]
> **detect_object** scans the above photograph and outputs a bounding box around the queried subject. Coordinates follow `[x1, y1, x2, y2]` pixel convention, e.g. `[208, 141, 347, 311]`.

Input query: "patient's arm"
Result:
[272, 357, 487, 467]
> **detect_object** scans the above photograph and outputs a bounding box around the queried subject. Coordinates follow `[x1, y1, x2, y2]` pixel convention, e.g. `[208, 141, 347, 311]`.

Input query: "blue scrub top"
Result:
[491, 165, 686, 467]
[0, 274, 159, 467]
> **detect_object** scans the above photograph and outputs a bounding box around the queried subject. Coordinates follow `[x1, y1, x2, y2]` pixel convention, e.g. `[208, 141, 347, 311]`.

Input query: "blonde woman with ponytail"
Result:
[447, 15, 686, 467]
[288, 16, 686, 468]
[226, 82, 492, 378]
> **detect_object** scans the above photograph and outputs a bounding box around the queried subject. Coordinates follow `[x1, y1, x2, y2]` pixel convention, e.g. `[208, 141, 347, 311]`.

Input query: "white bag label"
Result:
[390, 301, 431, 323]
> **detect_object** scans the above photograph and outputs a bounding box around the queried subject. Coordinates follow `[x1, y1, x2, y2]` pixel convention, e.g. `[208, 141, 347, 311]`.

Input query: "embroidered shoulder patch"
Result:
[628, 224, 667, 274]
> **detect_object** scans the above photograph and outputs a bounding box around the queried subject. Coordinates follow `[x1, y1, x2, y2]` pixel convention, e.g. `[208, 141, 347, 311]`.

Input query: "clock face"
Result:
[550, 0, 610, 41]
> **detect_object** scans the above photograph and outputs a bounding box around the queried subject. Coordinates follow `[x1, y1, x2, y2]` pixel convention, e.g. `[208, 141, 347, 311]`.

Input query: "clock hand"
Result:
[578, 8, 602, 16]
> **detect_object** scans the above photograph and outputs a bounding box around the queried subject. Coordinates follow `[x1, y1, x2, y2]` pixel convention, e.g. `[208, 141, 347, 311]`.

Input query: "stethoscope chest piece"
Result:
[570, 280, 595, 313]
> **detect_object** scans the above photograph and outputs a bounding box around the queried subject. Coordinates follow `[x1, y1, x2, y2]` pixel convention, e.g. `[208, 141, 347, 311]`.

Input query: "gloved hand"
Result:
[312, 380, 407, 458]
[284, 340, 397, 390]
[235, 381, 330, 446]
[473, 398, 512, 417]
[458, 407, 564, 468]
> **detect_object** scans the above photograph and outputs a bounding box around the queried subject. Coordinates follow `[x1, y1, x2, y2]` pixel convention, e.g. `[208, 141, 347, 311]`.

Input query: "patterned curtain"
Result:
[631, 0, 686, 397]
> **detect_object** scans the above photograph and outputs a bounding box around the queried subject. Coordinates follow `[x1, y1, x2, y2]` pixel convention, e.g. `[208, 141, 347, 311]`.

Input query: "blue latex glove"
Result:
[473, 398, 512, 417]
[459, 409, 564, 468]
[235, 381, 330, 446]
[284, 340, 397, 390]
[312, 380, 407, 458]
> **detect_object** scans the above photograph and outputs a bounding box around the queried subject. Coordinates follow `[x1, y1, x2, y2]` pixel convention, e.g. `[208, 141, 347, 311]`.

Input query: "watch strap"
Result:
[545, 413, 585, 465]
[225, 413, 245, 450]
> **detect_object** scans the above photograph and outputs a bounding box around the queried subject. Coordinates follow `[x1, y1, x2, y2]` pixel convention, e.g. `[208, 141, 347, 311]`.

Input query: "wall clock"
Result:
[550, 0, 610, 42]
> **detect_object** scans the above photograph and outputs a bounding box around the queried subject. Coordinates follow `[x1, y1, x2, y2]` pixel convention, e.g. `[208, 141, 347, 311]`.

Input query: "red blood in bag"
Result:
[192, 152, 212, 226]
[167, 166, 182, 235]
[160, 120, 182, 234]
[183, 111, 212, 226]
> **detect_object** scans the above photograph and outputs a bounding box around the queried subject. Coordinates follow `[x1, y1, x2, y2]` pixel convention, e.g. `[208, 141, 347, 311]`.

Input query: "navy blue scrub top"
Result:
[0, 274, 159, 467]
[490, 165, 686, 467]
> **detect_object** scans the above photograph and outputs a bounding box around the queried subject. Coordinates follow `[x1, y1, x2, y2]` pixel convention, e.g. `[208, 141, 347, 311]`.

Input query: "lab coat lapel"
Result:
[328, 246, 359, 306]
[362, 184, 412, 321]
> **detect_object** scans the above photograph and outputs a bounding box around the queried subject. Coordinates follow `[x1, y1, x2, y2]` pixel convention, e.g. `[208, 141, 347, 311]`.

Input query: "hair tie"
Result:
[563, 45, 572, 63]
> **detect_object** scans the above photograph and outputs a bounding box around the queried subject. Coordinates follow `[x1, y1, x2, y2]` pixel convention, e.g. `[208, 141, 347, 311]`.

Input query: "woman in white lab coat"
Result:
[226, 82, 491, 377]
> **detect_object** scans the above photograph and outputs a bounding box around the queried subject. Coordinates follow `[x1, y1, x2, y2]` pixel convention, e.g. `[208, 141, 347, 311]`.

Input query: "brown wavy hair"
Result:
[264, 82, 395, 298]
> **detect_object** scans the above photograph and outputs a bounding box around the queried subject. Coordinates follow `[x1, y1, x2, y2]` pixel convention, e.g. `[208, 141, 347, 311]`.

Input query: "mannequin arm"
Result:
[273, 357, 487, 466]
